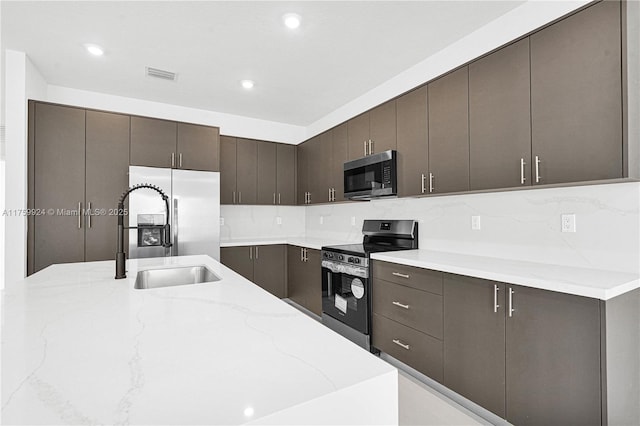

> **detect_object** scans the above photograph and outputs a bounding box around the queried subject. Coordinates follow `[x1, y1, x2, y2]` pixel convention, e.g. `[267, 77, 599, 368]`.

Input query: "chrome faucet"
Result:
[115, 184, 172, 279]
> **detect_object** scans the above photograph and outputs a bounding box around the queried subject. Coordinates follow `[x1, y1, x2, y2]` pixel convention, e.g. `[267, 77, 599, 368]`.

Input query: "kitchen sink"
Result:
[134, 265, 220, 289]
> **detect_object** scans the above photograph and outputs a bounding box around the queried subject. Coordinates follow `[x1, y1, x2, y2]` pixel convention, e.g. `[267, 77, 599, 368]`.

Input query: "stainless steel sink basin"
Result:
[134, 265, 220, 289]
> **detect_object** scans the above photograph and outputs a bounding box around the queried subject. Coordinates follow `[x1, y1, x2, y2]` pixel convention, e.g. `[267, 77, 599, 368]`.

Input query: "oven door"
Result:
[321, 261, 369, 335]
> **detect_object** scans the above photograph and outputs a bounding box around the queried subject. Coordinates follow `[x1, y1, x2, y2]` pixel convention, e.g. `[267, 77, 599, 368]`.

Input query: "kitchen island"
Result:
[1, 255, 398, 425]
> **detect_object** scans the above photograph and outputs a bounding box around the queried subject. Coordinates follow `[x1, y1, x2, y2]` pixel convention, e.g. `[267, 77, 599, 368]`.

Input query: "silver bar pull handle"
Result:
[535, 156, 541, 183]
[520, 158, 526, 185]
[421, 173, 426, 194]
[278, 193, 281, 204]
[369, 140, 373, 155]
[304, 248, 308, 262]
[78, 202, 82, 229]
[494, 284, 500, 313]
[392, 301, 410, 310]
[392, 272, 410, 279]
[233, 191, 236, 204]
[329, 188, 332, 202]
[364, 140, 368, 156]
[249, 246, 252, 260]
[508, 287, 515, 317]
[255, 246, 258, 260]
[239, 192, 242, 204]
[429, 173, 434, 193]
[179, 153, 183, 168]
[392, 339, 410, 350]
[171, 152, 175, 168]
[173, 198, 179, 256]
[273, 193, 276, 205]
[87, 201, 92, 228]
[301, 247, 304, 262]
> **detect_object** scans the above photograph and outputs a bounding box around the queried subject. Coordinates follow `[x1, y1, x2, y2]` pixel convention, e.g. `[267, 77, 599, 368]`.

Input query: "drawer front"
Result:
[373, 279, 443, 339]
[373, 261, 443, 295]
[372, 313, 443, 382]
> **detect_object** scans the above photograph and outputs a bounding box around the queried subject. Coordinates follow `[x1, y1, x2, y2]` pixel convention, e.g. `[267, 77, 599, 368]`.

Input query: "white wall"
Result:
[305, 182, 640, 274]
[2, 50, 47, 288]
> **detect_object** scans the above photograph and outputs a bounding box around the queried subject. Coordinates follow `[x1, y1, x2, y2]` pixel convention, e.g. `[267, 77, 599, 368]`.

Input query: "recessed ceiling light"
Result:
[241, 80, 254, 90]
[283, 13, 301, 30]
[84, 44, 104, 56]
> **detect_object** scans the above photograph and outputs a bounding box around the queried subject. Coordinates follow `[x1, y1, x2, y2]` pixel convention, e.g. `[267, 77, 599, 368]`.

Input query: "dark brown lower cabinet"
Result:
[220, 245, 286, 298]
[287, 246, 321, 315]
[443, 273, 601, 425]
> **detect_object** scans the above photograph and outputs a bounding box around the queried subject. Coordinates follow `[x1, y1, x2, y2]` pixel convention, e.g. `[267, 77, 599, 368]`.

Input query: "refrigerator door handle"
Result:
[172, 198, 179, 256]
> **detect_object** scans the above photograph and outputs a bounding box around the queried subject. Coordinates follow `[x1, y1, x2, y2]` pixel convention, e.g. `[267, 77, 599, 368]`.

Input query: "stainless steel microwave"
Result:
[344, 150, 397, 200]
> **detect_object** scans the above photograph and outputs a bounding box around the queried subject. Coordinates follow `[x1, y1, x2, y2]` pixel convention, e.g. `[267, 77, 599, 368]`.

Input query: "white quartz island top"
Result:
[372, 250, 640, 300]
[1, 255, 398, 425]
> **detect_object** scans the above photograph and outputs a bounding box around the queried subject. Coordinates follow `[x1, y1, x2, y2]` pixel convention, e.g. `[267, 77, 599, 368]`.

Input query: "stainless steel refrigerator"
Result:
[128, 166, 220, 261]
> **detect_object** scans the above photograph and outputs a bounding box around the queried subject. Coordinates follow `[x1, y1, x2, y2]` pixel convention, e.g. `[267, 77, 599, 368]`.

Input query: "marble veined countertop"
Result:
[1, 255, 397, 425]
[372, 250, 639, 300]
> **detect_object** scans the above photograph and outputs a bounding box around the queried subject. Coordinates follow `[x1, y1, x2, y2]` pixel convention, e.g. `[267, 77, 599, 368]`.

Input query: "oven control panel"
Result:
[322, 251, 368, 268]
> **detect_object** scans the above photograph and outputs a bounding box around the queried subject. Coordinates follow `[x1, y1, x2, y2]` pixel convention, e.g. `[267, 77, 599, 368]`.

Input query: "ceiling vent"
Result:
[145, 66, 176, 81]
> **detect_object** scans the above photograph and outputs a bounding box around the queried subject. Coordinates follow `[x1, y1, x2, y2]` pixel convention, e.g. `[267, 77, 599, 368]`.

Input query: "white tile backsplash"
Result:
[305, 182, 640, 273]
[220, 205, 305, 241]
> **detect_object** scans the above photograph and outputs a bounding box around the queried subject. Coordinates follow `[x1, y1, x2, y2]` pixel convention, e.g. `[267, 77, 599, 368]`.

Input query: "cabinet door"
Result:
[256, 141, 277, 205]
[428, 67, 470, 193]
[221, 246, 254, 281]
[85, 110, 130, 262]
[296, 142, 309, 205]
[347, 112, 370, 160]
[236, 138, 258, 204]
[33, 103, 86, 272]
[287, 246, 307, 307]
[276, 143, 296, 205]
[443, 275, 506, 418]
[369, 100, 397, 155]
[306, 135, 326, 204]
[219, 136, 237, 204]
[330, 123, 348, 201]
[130, 116, 177, 168]
[505, 285, 601, 425]
[253, 245, 286, 298]
[177, 123, 219, 172]
[396, 87, 428, 197]
[303, 248, 322, 316]
[469, 39, 531, 190]
[530, 0, 622, 184]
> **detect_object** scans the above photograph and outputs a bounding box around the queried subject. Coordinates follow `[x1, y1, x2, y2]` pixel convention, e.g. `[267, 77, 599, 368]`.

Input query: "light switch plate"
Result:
[351, 216, 356, 226]
[220, 217, 225, 226]
[561, 214, 576, 232]
[276, 216, 282, 225]
[319, 216, 324, 225]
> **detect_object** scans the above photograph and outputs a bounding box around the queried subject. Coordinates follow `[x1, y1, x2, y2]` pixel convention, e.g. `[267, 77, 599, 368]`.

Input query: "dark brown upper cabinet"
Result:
[396, 86, 429, 197]
[469, 38, 532, 190]
[347, 100, 397, 160]
[428, 67, 470, 194]
[330, 123, 349, 202]
[130, 116, 220, 171]
[296, 140, 310, 205]
[176, 122, 220, 172]
[276, 143, 296, 205]
[256, 141, 277, 205]
[530, 0, 622, 185]
[307, 134, 326, 204]
[236, 138, 258, 204]
[220, 136, 238, 204]
[28, 102, 130, 274]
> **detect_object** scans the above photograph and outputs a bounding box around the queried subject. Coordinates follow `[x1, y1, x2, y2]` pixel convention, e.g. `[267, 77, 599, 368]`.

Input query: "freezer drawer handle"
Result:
[392, 301, 410, 310]
[392, 272, 410, 279]
[392, 339, 410, 350]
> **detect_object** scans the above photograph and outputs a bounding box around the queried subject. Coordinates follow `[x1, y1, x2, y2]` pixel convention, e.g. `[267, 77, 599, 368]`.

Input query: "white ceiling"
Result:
[1, 1, 525, 126]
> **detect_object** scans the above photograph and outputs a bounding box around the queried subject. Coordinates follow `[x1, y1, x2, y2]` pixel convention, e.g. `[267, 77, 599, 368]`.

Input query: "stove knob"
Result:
[348, 257, 354, 263]
[354, 258, 360, 264]
[338, 255, 344, 261]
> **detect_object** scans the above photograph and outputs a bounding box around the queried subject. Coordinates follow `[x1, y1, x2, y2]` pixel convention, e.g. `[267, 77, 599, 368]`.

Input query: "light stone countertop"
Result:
[1, 255, 397, 425]
[372, 249, 640, 300]
[220, 237, 356, 251]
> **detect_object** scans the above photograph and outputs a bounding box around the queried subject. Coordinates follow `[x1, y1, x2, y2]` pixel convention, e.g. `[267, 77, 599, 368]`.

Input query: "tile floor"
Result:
[398, 370, 490, 425]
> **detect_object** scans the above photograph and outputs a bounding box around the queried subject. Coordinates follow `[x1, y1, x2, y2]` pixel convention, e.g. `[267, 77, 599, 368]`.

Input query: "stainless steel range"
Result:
[321, 220, 418, 351]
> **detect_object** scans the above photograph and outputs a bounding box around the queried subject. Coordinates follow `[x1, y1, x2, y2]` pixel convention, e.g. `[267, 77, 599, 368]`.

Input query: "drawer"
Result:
[372, 313, 443, 383]
[373, 279, 443, 339]
[373, 261, 443, 295]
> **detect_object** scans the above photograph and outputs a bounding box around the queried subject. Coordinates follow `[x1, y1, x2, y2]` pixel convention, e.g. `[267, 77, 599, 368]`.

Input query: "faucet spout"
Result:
[115, 184, 171, 279]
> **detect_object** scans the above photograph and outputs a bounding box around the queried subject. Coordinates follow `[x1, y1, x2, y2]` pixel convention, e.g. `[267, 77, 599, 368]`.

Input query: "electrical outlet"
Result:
[220, 217, 225, 226]
[561, 214, 576, 232]
[471, 215, 481, 230]
[319, 216, 324, 225]
[351, 216, 356, 226]
[276, 216, 282, 225]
